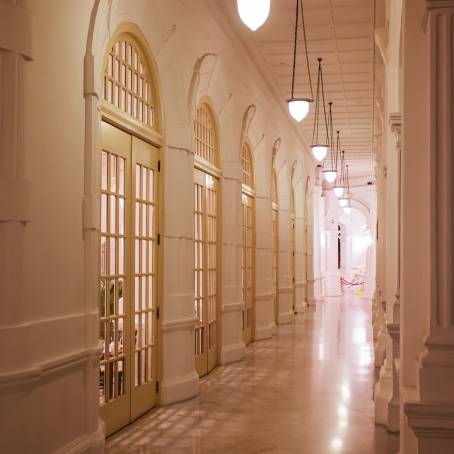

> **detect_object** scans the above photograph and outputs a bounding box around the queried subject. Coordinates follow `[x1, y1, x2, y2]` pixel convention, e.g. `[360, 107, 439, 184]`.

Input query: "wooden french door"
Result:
[242, 193, 255, 345]
[272, 206, 279, 324]
[194, 169, 218, 377]
[99, 121, 159, 436]
[291, 192, 296, 313]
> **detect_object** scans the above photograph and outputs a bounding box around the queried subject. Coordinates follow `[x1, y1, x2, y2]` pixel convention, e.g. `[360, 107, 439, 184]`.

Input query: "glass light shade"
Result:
[237, 0, 271, 31]
[343, 206, 351, 215]
[339, 198, 348, 208]
[333, 186, 344, 198]
[323, 170, 337, 183]
[287, 99, 310, 122]
[311, 145, 328, 162]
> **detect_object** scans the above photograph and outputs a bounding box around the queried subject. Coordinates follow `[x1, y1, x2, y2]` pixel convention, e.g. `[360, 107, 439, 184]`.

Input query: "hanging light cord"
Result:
[321, 62, 329, 144]
[346, 164, 350, 197]
[300, 0, 313, 100]
[290, 0, 299, 99]
[290, 0, 313, 100]
[328, 102, 334, 169]
[312, 60, 321, 145]
[338, 151, 345, 187]
[312, 58, 330, 146]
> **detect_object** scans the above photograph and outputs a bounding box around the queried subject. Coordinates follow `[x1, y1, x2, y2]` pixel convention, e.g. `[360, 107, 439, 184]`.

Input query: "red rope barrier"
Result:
[340, 277, 364, 287]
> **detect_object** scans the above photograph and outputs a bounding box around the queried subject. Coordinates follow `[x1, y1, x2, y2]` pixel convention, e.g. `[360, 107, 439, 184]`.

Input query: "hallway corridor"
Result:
[106, 296, 397, 453]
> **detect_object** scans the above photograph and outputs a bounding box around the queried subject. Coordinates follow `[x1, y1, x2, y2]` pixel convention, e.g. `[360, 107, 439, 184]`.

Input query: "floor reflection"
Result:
[107, 295, 399, 453]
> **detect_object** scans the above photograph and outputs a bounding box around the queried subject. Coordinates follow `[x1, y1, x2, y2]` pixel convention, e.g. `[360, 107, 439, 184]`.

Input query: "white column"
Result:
[220, 162, 246, 363]
[405, 2, 454, 451]
[309, 181, 324, 304]
[277, 188, 294, 324]
[294, 179, 307, 313]
[324, 225, 342, 297]
[386, 113, 402, 432]
[306, 195, 315, 305]
[160, 146, 199, 405]
[375, 113, 402, 428]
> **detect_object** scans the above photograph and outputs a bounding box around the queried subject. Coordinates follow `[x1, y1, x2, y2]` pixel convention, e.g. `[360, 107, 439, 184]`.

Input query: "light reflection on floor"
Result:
[106, 294, 399, 453]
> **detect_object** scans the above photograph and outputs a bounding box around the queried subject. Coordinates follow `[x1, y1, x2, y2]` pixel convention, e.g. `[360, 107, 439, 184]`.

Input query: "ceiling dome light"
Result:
[237, 0, 271, 31]
[343, 206, 351, 215]
[311, 145, 328, 162]
[287, 98, 311, 122]
[324, 170, 337, 183]
[339, 198, 348, 208]
[333, 186, 344, 198]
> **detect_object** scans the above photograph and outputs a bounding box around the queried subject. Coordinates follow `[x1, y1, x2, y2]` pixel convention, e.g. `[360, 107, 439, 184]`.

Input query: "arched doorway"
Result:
[242, 141, 255, 345]
[290, 187, 296, 313]
[98, 28, 162, 436]
[193, 100, 221, 377]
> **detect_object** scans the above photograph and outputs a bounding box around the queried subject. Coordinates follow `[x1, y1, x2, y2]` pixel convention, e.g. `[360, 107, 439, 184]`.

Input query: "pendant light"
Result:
[311, 58, 329, 162]
[323, 103, 337, 183]
[339, 198, 348, 208]
[287, 0, 313, 122]
[333, 186, 344, 198]
[333, 149, 345, 197]
[340, 164, 351, 210]
[237, 0, 271, 31]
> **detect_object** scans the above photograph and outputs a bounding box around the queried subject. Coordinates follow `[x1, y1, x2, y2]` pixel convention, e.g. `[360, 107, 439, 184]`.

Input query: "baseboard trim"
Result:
[160, 370, 199, 406]
[295, 301, 307, 313]
[220, 342, 246, 365]
[278, 310, 294, 325]
[53, 420, 105, 454]
[255, 323, 274, 340]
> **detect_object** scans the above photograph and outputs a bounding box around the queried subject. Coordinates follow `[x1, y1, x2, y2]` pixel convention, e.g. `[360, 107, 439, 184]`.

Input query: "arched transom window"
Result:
[103, 34, 156, 129]
[242, 143, 254, 188]
[194, 103, 218, 166]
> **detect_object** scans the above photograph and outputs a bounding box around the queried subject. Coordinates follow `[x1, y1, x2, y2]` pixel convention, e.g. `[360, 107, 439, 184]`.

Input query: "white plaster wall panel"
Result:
[276, 163, 293, 323]
[23, 0, 90, 321]
[2, 364, 98, 454]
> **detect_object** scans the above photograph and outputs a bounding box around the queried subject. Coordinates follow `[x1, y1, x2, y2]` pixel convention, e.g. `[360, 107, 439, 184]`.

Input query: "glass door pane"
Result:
[130, 136, 159, 420]
[272, 208, 278, 324]
[194, 169, 218, 377]
[242, 193, 254, 345]
[99, 121, 131, 436]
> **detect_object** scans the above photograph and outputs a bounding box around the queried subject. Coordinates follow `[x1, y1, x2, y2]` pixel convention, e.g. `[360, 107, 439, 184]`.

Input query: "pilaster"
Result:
[404, 2, 454, 451]
[220, 165, 246, 363]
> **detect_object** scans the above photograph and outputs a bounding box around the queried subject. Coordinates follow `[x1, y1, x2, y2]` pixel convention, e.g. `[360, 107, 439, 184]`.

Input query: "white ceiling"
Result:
[216, 0, 375, 179]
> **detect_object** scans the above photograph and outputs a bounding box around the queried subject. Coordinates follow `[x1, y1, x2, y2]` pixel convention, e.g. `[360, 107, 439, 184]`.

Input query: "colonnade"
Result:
[373, 1, 454, 453]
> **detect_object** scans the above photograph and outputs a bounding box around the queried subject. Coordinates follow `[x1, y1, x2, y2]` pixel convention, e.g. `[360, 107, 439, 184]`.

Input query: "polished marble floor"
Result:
[106, 295, 398, 453]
